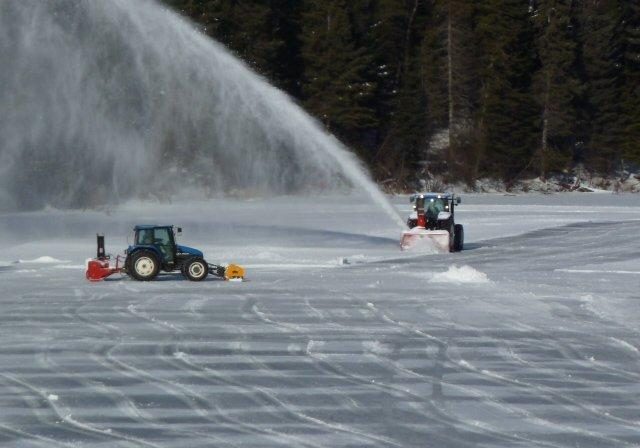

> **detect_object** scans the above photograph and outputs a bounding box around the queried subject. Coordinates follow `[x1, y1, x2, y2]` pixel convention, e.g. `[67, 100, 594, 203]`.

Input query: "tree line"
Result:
[163, 0, 640, 188]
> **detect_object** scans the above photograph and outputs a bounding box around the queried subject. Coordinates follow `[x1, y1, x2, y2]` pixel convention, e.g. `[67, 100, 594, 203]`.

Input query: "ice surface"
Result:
[1, 193, 640, 447]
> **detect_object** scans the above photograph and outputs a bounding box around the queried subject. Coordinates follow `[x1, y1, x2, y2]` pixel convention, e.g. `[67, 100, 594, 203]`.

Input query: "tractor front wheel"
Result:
[184, 258, 208, 282]
[129, 250, 160, 281]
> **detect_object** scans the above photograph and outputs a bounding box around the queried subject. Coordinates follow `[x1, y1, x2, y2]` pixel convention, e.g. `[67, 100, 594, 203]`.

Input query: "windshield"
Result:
[426, 198, 446, 218]
[136, 229, 154, 245]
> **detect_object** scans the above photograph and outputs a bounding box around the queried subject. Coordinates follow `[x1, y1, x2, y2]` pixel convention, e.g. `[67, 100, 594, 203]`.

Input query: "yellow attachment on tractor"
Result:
[224, 264, 245, 281]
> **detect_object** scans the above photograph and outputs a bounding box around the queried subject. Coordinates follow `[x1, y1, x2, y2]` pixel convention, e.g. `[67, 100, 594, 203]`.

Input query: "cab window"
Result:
[136, 229, 154, 245]
[154, 228, 172, 246]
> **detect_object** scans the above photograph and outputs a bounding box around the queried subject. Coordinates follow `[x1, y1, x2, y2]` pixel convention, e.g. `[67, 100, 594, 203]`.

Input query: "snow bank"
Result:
[16, 256, 68, 264]
[430, 265, 490, 284]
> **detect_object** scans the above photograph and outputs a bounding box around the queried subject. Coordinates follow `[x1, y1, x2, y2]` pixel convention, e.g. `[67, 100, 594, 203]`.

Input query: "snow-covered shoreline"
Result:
[408, 169, 640, 195]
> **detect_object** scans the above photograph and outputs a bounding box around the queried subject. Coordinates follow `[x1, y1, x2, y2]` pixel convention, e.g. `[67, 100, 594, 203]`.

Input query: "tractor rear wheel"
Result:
[454, 224, 464, 252]
[129, 250, 160, 281]
[184, 257, 208, 282]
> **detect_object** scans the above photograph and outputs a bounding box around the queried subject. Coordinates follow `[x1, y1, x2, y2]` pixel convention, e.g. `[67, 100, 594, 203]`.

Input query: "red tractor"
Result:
[401, 193, 464, 252]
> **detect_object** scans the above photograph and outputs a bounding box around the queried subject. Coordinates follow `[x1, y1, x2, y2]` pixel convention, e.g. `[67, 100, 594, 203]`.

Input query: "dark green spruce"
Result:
[164, 0, 640, 188]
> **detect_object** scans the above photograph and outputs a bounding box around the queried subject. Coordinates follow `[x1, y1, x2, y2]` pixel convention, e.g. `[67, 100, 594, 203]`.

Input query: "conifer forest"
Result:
[165, 0, 640, 188]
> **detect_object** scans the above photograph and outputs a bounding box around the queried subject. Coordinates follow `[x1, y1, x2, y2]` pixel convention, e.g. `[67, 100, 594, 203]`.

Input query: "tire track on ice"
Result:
[38, 342, 228, 446]
[63, 290, 120, 336]
[0, 289, 153, 447]
[125, 294, 185, 334]
[359, 299, 640, 447]
[243, 295, 405, 448]
[162, 293, 391, 447]
[0, 423, 71, 448]
[0, 372, 161, 447]
[494, 322, 640, 431]
[165, 345, 330, 448]
[449, 353, 640, 447]
[237, 296, 407, 446]
[0, 376, 82, 448]
[99, 343, 213, 420]
[96, 341, 263, 445]
[324, 293, 572, 448]
[248, 294, 548, 447]
[110, 294, 317, 446]
[67, 289, 232, 445]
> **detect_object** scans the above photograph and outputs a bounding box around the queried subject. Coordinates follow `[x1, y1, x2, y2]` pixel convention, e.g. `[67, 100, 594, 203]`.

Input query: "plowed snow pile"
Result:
[430, 265, 490, 283]
[17, 256, 68, 264]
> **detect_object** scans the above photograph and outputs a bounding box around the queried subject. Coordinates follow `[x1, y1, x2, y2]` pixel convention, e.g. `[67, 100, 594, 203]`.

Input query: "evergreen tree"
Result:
[620, 2, 640, 168]
[368, 0, 407, 120]
[532, 0, 582, 179]
[474, 0, 539, 182]
[300, 0, 377, 150]
[367, 0, 431, 182]
[366, 0, 415, 175]
[160, 0, 640, 184]
[165, 0, 300, 93]
[579, 0, 625, 172]
[421, 0, 477, 181]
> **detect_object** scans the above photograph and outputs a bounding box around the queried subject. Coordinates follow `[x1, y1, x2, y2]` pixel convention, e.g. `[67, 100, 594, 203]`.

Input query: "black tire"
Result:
[453, 224, 464, 252]
[448, 225, 455, 252]
[184, 257, 208, 282]
[128, 250, 160, 281]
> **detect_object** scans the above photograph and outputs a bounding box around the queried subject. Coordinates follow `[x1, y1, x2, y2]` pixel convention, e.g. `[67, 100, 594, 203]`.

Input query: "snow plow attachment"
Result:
[209, 263, 245, 281]
[224, 264, 245, 281]
[400, 228, 451, 253]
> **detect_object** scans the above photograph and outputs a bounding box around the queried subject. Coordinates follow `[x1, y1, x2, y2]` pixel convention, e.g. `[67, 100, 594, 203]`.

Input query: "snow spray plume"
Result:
[0, 0, 405, 228]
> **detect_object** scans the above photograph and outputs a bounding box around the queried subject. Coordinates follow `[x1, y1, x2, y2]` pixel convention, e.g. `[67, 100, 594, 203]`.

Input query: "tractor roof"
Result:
[409, 193, 458, 202]
[133, 225, 174, 231]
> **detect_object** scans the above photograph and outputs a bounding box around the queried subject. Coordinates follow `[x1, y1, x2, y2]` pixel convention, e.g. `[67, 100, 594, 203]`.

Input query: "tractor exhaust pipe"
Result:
[415, 196, 426, 228]
[97, 234, 106, 260]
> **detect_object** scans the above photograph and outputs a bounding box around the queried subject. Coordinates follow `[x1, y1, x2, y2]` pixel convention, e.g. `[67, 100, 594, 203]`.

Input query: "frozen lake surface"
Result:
[1, 193, 639, 447]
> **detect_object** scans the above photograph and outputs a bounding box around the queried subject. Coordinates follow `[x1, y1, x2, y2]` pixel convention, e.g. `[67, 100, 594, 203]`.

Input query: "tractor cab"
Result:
[133, 225, 177, 266]
[407, 193, 460, 230]
[128, 225, 203, 271]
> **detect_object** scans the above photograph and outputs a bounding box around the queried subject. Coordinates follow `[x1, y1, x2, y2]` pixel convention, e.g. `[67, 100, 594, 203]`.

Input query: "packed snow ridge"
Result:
[16, 256, 68, 264]
[430, 265, 490, 284]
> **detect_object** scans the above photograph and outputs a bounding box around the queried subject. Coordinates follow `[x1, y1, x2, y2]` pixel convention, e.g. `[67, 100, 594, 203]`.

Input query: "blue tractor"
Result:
[125, 225, 244, 281]
[86, 225, 244, 282]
